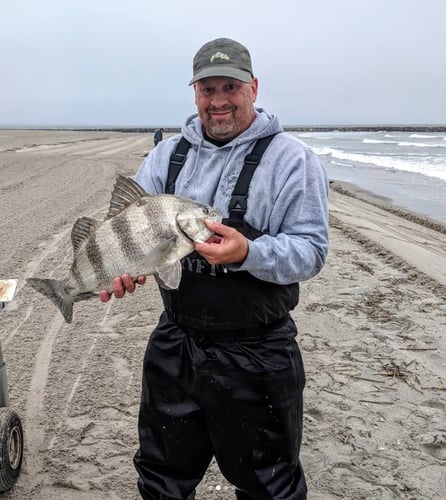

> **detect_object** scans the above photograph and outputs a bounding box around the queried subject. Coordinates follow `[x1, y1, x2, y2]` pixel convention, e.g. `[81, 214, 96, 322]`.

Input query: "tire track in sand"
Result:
[47, 336, 98, 451]
[24, 312, 65, 478]
[329, 186, 446, 291]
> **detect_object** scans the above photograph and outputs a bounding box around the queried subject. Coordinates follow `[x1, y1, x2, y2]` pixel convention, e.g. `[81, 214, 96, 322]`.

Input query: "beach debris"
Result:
[26, 175, 222, 323]
[0, 279, 18, 304]
[378, 361, 409, 380]
[376, 360, 426, 394]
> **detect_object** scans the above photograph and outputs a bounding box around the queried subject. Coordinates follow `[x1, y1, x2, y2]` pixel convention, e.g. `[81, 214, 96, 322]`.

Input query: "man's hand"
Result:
[98, 274, 146, 302]
[194, 221, 248, 265]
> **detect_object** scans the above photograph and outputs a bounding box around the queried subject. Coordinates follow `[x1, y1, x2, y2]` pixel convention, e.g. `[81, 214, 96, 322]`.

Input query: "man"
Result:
[153, 127, 164, 147]
[100, 38, 329, 499]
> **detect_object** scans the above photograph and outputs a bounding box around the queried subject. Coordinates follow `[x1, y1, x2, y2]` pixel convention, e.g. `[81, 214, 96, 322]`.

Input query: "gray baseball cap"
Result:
[189, 38, 254, 85]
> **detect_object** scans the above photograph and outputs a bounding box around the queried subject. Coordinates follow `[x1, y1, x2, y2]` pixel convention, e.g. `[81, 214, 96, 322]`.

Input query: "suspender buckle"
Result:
[243, 153, 261, 166]
[229, 195, 248, 213]
[169, 153, 187, 166]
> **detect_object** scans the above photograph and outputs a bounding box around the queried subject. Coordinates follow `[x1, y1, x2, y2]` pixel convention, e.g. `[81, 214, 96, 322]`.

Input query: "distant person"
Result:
[100, 37, 329, 499]
[153, 127, 164, 147]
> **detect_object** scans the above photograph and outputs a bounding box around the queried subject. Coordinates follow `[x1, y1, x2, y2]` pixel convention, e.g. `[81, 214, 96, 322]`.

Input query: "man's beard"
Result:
[206, 107, 237, 140]
[207, 118, 236, 140]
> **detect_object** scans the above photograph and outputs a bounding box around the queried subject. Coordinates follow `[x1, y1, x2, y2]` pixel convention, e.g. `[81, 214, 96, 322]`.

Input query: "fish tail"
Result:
[26, 278, 74, 323]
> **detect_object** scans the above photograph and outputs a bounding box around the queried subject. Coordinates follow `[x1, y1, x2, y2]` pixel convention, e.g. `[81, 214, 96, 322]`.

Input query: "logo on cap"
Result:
[210, 51, 230, 63]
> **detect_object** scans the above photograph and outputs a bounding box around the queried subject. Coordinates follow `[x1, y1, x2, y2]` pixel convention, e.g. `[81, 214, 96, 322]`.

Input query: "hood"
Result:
[181, 108, 284, 148]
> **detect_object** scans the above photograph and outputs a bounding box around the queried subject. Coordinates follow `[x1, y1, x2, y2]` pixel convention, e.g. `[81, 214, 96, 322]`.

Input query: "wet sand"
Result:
[324, 158, 446, 225]
[0, 130, 445, 499]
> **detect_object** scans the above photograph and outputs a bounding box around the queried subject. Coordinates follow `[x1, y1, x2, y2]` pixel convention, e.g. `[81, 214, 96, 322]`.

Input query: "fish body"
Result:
[27, 175, 222, 323]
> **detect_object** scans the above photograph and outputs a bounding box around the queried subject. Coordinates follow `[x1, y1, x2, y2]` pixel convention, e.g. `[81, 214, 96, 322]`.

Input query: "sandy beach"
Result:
[0, 130, 445, 499]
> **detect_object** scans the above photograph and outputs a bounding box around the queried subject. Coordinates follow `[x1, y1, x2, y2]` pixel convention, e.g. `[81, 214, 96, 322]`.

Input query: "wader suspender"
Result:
[166, 137, 191, 195]
[166, 134, 277, 220]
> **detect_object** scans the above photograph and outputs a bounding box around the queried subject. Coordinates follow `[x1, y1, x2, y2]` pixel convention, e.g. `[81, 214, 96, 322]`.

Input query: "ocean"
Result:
[292, 130, 446, 224]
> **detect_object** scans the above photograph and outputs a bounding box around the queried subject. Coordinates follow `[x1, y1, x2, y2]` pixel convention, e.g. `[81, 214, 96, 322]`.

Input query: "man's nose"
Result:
[210, 89, 229, 106]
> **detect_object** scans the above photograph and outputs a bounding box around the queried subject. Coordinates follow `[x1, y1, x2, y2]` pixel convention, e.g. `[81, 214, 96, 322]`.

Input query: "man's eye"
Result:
[225, 84, 237, 92]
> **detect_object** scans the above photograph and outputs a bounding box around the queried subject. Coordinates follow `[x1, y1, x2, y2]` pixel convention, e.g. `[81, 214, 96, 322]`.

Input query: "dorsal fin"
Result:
[71, 217, 100, 255]
[107, 175, 149, 219]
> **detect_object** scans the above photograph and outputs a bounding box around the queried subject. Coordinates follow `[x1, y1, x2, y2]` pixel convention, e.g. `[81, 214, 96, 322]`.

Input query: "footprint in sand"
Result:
[420, 433, 446, 459]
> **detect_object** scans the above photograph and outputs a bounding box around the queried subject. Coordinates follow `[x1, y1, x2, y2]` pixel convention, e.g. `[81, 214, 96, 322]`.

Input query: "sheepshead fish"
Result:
[27, 175, 222, 323]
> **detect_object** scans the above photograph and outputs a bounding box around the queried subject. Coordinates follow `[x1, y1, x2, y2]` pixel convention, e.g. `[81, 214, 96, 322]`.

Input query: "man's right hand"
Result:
[98, 274, 146, 302]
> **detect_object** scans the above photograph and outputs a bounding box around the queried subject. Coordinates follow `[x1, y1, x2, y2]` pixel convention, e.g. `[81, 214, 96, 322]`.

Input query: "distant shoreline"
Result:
[1, 125, 446, 133]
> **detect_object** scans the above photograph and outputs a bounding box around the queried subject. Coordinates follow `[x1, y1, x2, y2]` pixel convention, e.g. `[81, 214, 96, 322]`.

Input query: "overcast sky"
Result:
[2, 0, 445, 128]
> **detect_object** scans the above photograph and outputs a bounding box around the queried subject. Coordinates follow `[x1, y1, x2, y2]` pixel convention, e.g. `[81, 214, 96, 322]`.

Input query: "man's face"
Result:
[194, 76, 258, 141]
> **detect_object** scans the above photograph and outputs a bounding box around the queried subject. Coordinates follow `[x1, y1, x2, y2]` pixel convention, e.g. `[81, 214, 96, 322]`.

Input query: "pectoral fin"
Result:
[139, 236, 178, 270]
[138, 236, 182, 289]
[155, 261, 182, 290]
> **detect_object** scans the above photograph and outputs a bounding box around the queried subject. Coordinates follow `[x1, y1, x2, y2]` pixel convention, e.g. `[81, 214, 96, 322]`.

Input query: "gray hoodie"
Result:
[135, 108, 329, 285]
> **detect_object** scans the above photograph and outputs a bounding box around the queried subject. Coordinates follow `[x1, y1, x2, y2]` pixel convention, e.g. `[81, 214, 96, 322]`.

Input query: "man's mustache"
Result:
[207, 106, 236, 113]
